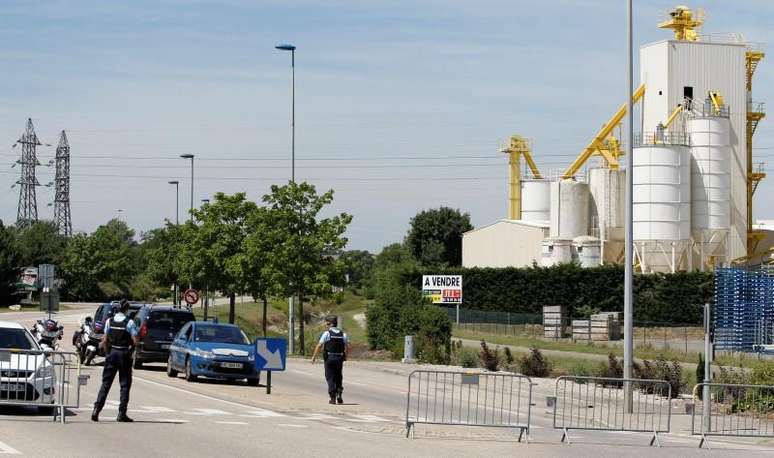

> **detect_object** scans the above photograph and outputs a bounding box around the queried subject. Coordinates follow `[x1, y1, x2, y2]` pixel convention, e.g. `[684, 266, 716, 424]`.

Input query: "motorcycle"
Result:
[73, 317, 100, 364]
[31, 318, 64, 351]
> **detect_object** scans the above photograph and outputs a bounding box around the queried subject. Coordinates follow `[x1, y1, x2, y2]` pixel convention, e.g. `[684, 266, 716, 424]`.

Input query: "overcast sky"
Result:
[1, 0, 772, 252]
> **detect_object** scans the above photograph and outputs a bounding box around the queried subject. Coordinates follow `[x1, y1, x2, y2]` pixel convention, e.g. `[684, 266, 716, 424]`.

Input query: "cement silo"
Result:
[520, 179, 551, 222]
[540, 237, 573, 267]
[632, 134, 692, 272]
[573, 235, 601, 268]
[550, 180, 589, 239]
[689, 103, 731, 270]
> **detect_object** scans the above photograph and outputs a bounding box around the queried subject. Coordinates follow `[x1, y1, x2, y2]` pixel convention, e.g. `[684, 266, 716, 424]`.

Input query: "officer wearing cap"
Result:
[92, 299, 139, 422]
[311, 316, 350, 404]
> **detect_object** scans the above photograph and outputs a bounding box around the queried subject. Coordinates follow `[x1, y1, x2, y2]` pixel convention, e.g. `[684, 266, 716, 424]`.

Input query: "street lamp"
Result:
[202, 196, 212, 318]
[117, 209, 123, 221]
[275, 43, 296, 182]
[624, 0, 635, 412]
[180, 154, 194, 220]
[168, 180, 180, 224]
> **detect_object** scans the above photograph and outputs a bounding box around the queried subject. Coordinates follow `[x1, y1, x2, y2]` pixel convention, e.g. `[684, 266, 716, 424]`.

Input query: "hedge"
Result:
[399, 264, 713, 325]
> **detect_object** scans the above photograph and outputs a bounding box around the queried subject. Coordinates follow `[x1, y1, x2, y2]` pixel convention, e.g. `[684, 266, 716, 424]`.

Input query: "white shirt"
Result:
[318, 327, 348, 345]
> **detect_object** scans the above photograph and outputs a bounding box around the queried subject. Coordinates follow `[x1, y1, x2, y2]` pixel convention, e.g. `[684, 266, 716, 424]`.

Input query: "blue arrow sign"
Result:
[254, 338, 287, 371]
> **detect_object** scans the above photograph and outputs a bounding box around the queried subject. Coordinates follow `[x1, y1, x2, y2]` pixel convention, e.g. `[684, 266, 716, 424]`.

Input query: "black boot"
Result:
[116, 413, 134, 422]
[91, 407, 100, 422]
[329, 396, 336, 405]
[337, 392, 343, 404]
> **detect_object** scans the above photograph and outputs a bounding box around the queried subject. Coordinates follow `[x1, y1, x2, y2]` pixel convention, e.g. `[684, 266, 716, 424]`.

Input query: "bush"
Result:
[503, 347, 514, 366]
[458, 348, 479, 369]
[633, 355, 684, 398]
[696, 353, 706, 400]
[596, 353, 623, 384]
[517, 347, 551, 378]
[479, 340, 500, 371]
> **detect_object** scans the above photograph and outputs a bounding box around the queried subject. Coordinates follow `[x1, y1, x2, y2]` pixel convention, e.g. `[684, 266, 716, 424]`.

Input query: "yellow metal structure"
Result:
[658, 6, 704, 41]
[561, 84, 645, 179]
[663, 104, 684, 129]
[502, 135, 541, 220]
[708, 91, 725, 115]
[746, 48, 766, 255]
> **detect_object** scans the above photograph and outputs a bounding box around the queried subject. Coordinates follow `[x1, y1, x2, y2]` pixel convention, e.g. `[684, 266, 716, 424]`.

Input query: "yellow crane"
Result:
[502, 135, 541, 220]
[561, 84, 645, 179]
[658, 5, 704, 41]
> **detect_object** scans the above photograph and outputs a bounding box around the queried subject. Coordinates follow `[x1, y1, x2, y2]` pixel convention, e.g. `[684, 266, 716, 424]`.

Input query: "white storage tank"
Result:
[520, 179, 551, 222]
[573, 236, 601, 268]
[588, 168, 626, 241]
[632, 137, 692, 272]
[550, 180, 589, 239]
[540, 237, 573, 267]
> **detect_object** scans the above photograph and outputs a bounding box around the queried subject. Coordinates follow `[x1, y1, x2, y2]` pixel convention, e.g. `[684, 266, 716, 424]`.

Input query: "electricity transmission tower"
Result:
[53, 130, 72, 237]
[15, 118, 41, 228]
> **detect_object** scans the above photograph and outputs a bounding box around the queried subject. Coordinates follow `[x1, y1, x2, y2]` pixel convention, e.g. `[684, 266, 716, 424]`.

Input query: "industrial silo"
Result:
[588, 168, 626, 241]
[689, 102, 731, 270]
[573, 235, 601, 268]
[540, 237, 573, 267]
[632, 133, 692, 272]
[520, 179, 551, 222]
[550, 180, 589, 239]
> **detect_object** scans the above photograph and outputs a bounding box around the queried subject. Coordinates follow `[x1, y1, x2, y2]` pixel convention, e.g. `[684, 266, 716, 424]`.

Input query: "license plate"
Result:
[221, 362, 243, 369]
[161, 344, 171, 350]
[0, 382, 26, 392]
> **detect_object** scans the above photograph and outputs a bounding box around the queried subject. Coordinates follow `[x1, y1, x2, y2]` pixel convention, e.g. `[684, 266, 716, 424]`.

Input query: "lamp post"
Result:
[624, 0, 635, 412]
[168, 180, 180, 225]
[201, 198, 211, 320]
[276, 42, 297, 354]
[180, 154, 194, 220]
[117, 209, 123, 221]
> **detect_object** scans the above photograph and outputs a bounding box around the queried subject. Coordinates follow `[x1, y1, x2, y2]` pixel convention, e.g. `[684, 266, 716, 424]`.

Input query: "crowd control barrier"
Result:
[692, 382, 774, 449]
[405, 370, 533, 441]
[0, 349, 87, 423]
[553, 376, 672, 446]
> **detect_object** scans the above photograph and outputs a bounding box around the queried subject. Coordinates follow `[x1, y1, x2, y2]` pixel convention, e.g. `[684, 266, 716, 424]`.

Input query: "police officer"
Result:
[311, 316, 350, 404]
[91, 299, 139, 422]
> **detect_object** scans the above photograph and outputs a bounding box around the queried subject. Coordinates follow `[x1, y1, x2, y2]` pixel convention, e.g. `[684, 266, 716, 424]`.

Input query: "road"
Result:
[1, 306, 773, 457]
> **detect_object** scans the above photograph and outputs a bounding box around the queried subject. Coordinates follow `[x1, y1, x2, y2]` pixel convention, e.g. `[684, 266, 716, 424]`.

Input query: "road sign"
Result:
[183, 289, 199, 305]
[254, 338, 287, 371]
[421, 275, 462, 304]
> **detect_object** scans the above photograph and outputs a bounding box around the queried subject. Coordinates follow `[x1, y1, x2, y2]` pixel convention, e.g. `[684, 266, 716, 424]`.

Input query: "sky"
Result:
[1, 0, 773, 252]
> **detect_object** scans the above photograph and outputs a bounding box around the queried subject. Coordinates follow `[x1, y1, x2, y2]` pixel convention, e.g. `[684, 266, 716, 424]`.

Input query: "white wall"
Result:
[462, 220, 549, 268]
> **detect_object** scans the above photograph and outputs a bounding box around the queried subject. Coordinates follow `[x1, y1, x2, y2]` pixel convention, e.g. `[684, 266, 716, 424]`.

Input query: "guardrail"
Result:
[692, 382, 774, 449]
[405, 370, 533, 442]
[553, 376, 672, 446]
[0, 349, 88, 423]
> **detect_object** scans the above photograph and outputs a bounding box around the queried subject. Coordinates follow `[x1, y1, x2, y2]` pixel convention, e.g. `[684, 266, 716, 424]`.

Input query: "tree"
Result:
[262, 182, 352, 354]
[405, 207, 472, 267]
[142, 224, 184, 302]
[242, 207, 274, 335]
[365, 243, 420, 299]
[340, 250, 374, 289]
[179, 193, 258, 324]
[60, 233, 101, 300]
[13, 220, 67, 267]
[0, 221, 21, 306]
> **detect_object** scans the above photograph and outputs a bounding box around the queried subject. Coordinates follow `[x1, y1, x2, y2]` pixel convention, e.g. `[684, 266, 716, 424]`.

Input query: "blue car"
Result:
[166, 321, 260, 386]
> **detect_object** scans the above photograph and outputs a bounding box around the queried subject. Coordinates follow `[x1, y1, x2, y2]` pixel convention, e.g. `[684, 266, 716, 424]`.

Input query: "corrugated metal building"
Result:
[462, 220, 549, 268]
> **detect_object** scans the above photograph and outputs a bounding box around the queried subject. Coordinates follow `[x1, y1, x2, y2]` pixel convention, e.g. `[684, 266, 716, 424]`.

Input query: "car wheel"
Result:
[246, 378, 260, 387]
[166, 355, 178, 377]
[132, 352, 143, 370]
[185, 358, 197, 382]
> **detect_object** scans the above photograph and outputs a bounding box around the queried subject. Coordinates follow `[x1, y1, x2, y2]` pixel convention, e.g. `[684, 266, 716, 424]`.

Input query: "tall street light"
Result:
[117, 209, 123, 221]
[275, 43, 296, 182]
[168, 180, 180, 224]
[201, 198, 211, 320]
[276, 42, 297, 354]
[180, 154, 195, 220]
[624, 0, 635, 412]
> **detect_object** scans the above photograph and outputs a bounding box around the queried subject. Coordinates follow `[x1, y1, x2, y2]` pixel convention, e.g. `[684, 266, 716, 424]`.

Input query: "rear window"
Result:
[0, 328, 37, 350]
[149, 311, 194, 330]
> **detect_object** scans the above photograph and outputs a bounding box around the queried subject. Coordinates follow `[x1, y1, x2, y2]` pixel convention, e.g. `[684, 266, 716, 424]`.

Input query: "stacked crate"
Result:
[543, 306, 568, 339]
[571, 320, 591, 342]
[714, 267, 774, 351]
[590, 312, 622, 341]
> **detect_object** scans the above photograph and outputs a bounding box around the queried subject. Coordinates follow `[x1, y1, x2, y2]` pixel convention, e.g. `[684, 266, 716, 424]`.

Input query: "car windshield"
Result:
[150, 311, 194, 329]
[0, 328, 37, 350]
[194, 325, 249, 344]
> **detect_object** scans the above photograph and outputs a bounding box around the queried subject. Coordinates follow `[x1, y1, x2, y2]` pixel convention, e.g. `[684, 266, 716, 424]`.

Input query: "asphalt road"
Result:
[1, 306, 773, 457]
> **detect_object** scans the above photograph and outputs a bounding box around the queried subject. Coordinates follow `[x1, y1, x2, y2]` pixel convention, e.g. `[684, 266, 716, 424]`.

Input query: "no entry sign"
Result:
[183, 288, 199, 305]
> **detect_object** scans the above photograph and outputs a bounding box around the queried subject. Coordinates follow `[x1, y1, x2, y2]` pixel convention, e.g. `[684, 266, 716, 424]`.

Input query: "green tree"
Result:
[365, 243, 420, 299]
[142, 224, 184, 303]
[262, 182, 352, 354]
[405, 207, 472, 267]
[179, 193, 258, 324]
[60, 233, 101, 300]
[13, 220, 67, 267]
[0, 221, 21, 306]
[242, 207, 274, 335]
[340, 250, 374, 288]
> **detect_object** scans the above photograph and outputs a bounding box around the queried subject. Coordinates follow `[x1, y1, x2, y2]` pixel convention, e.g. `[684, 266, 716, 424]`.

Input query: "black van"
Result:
[132, 305, 195, 369]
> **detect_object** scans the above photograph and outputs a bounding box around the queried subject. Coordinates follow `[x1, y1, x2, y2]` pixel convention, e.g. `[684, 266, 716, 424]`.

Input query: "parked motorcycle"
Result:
[73, 317, 100, 364]
[31, 318, 64, 351]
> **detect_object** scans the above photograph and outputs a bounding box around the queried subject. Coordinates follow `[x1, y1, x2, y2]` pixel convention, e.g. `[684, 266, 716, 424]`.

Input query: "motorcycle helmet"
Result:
[45, 320, 58, 332]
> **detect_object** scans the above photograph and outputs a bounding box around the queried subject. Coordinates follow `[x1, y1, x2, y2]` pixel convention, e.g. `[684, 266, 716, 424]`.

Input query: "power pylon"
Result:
[14, 118, 41, 228]
[54, 130, 72, 237]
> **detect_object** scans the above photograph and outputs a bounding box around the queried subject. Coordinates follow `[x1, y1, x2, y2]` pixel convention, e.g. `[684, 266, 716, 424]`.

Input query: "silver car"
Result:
[0, 320, 57, 414]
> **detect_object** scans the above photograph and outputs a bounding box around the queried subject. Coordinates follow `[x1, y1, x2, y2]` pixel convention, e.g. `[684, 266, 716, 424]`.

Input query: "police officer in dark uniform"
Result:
[91, 299, 140, 422]
[311, 316, 350, 404]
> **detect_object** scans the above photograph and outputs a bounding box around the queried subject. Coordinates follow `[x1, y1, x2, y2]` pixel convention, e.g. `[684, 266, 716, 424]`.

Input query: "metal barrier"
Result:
[553, 376, 672, 446]
[692, 383, 774, 449]
[405, 370, 533, 441]
[0, 349, 87, 423]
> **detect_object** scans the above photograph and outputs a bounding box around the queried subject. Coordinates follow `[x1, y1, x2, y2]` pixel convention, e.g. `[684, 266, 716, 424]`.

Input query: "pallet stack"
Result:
[571, 320, 591, 342]
[543, 306, 568, 339]
[590, 312, 621, 341]
[714, 267, 774, 351]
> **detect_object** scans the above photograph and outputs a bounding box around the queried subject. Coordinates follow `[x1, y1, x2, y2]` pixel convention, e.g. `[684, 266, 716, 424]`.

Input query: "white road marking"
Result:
[294, 413, 338, 421]
[183, 408, 230, 416]
[215, 421, 248, 425]
[156, 419, 189, 423]
[332, 426, 368, 434]
[133, 406, 176, 414]
[345, 414, 391, 423]
[239, 408, 285, 418]
[0, 440, 21, 455]
[277, 424, 309, 428]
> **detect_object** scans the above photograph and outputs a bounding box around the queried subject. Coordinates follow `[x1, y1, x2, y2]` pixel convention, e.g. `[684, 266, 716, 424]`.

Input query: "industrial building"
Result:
[463, 6, 773, 273]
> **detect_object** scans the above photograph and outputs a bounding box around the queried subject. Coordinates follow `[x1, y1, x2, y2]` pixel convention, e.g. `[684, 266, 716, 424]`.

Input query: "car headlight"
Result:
[190, 348, 215, 359]
[35, 364, 54, 379]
